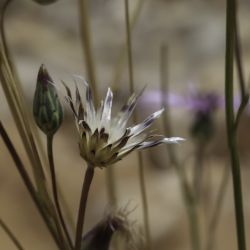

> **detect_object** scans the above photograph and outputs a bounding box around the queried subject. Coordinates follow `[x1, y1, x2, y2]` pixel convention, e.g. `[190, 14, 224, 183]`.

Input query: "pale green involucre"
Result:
[33, 65, 63, 136]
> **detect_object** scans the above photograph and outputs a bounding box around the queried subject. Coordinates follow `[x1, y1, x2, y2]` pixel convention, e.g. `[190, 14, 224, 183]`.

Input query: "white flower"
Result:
[64, 80, 184, 167]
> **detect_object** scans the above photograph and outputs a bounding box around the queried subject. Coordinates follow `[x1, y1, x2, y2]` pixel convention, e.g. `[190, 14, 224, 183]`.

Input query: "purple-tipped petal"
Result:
[130, 109, 164, 137]
[112, 88, 145, 129]
[137, 137, 185, 150]
[62, 81, 78, 117]
[75, 83, 85, 119]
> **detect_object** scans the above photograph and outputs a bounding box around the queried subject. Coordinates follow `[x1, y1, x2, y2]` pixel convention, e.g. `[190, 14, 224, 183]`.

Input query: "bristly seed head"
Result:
[64, 79, 184, 167]
[81, 208, 140, 250]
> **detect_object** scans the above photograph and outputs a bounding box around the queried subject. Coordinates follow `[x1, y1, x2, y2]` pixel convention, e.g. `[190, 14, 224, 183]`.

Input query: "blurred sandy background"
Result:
[1, 0, 250, 249]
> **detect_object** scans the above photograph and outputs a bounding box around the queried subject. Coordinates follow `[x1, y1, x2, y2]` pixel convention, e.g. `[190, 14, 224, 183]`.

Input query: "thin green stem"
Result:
[193, 142, 206, 202]
[78, 0, 98, 105]
[125, 0, 135, 95]
[47, 135, 74, 250]
[225, 0, 246, 249]
[234, 0, 249, 130]
[0, 122, 62, 249]
[206, 164, 230, 250]
[1, 0, 14, 72]
[75, 164, 95, 250]
[187, 200, 201, 250]
[124, 0, 151, 249]
[137, 152, 151, 250]
[0, 218, 25, 250]
[106, 166, 117, 209]
[111, 0, 145, 90]
[234, 0, 245, 100]
[160, 45, 201, 250]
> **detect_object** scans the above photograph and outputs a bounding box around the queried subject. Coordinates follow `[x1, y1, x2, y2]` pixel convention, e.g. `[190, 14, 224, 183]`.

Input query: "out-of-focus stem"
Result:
[193, 142, 206, 202]
[47, 135, 73, 250]
[124, 0, 151, 249]
[234, 0, 249, 130]
[205, 164, 230, 250]
[106, 165, 117, 208]
[160, 45, 201, 250]
[0, 218, 25, 250]
[78, 0, 98, 105]
[75, 165, 94, 250]
[225, 0, 246, 249]
[111, 0, 145, 90]
[0, 122, 62, 249]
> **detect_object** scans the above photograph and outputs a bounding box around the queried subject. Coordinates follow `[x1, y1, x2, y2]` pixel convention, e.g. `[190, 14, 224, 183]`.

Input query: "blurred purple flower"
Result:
[140, 88, 246, 113]
[186, 88, 222, 114]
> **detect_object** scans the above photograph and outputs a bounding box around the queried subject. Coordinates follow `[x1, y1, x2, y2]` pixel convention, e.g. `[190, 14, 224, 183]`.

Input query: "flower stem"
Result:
[0, 218, 25, 250]
[75, 164, 94, 250]
[225, 0, 246, 249]
[47, 135, 73, 250]
[124, 0, 151, 249]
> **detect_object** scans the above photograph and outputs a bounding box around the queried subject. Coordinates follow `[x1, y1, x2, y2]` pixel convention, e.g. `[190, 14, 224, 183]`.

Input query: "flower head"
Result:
[64, 80, 183, 167]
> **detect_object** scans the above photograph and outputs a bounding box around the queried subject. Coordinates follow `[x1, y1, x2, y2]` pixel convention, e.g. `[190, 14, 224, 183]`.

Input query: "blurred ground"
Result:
[1, 0, 250, 249]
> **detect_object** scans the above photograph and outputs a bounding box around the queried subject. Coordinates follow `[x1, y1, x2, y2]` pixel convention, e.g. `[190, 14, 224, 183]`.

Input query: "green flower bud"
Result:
[31, 0, 58, 5]
[33, 65, 63, 136]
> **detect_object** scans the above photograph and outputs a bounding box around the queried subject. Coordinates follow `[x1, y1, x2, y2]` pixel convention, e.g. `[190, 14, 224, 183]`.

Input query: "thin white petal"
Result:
[84, 83, 95, 128]
[137, 137, 185, 150]
[130, 109, 164, 137]
[163, 137, 185, 143]
[112, 88, 145, 129]
[100, 88, 113, 128]
[73, 75, 96, 119]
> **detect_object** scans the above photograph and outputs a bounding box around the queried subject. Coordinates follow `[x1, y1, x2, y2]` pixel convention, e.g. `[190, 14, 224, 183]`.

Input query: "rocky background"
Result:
[1, 0, 250, 249]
